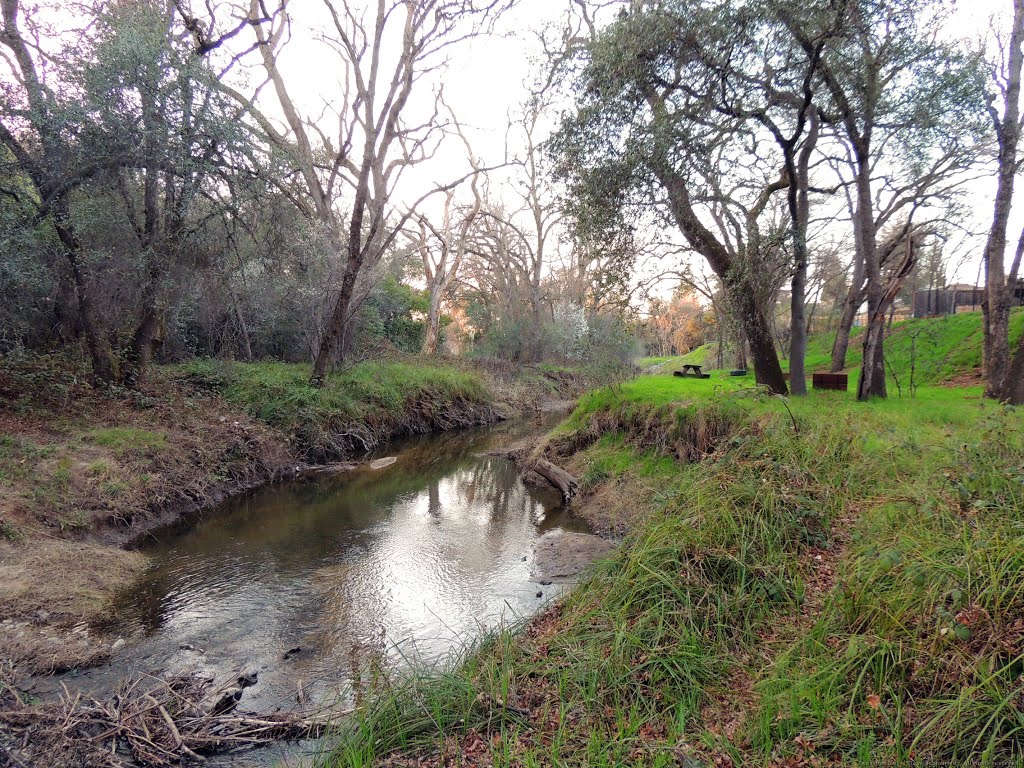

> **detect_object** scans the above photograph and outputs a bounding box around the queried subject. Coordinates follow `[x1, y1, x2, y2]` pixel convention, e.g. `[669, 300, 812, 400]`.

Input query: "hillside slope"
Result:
[797, 309, 1024, 385]
[642, 310, 1024, 386]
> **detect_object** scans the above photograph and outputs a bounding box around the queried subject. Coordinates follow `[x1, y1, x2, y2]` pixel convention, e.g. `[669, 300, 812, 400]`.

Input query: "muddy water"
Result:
[60, 413, 586, 763]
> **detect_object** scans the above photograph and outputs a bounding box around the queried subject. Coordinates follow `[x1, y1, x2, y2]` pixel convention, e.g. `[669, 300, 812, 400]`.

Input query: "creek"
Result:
[54, 413, 589, 765]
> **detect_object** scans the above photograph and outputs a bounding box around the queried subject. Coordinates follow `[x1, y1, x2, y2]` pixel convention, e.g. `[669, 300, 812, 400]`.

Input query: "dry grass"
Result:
[0, 539, 148, 673]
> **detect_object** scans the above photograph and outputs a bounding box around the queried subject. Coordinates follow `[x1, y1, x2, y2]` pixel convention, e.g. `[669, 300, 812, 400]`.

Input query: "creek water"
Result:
[55, 413, 588, 765]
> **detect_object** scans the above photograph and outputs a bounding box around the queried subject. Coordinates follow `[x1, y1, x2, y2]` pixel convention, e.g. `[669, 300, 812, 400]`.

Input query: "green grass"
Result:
[635, 345, 713, 372]
[793, 310, 1024, 384]
[86, 426, 167, 453]
[320, 378, 1024, 767]
[176, 359, 494, 460]
[639, 311, 1024, 388]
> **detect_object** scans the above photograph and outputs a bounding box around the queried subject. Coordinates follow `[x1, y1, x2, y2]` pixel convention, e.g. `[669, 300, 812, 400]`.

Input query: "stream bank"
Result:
[0, 355, 595, 676]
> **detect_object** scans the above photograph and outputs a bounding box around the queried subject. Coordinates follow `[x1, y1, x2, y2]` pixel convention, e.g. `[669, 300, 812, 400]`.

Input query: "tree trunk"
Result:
[790, 267, 808, 394]
[983, 0, 1024, 398]
[856, 306, 887, 400]
[658, 168, 787, 393]
[311, 257, 361, 386]
[228, 283, 253, 362]
[831, 259, 864, 372]
[1001, 329, 1024, 404]
[532, 458, 579, 502]
[52, 207, 116, 386]
[858, 235, 916, 400]
[731, 283, 787, 394]
[422, 292, 442, 355]
[122, 279, 163, 389]
[733, 329, 747, 371]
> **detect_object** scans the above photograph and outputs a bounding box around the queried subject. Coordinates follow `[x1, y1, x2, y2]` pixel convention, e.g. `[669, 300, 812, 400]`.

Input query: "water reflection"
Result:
[102, 417, 588, 711]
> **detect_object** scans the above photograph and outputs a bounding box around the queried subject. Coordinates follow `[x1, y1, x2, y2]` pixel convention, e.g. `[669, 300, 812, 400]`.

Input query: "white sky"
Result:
[417, 0, 1016, 292]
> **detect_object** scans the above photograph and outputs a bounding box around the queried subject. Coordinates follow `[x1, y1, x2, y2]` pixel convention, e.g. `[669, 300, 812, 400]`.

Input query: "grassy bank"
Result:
[640, 310, 1024, 387]
[321, 377, 1024, 767]
[177, 359, 498, 460]
[796, 309, 1024, 385]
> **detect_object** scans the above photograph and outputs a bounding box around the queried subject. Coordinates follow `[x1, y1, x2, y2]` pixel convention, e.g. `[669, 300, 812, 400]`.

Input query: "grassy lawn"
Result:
[321, 373, 1024, 767]
[635, 345, 713, 372]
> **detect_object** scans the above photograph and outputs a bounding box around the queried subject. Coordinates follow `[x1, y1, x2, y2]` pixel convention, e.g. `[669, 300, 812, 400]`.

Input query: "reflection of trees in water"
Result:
[114, 418, 579, 675]
[305, 560, 390, 668]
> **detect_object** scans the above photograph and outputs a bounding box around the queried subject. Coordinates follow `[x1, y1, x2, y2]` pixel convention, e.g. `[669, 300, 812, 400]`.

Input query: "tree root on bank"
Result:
[0, 667, 329, 767]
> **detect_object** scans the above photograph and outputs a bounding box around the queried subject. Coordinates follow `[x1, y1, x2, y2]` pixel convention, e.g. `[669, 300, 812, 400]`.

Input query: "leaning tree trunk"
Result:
[1001, 330, 1024, 404]
[857, 236, 917, 400]
[831, 259, 864, 372]
[857, 304, 887, 400]
[311, 261, 360, 386]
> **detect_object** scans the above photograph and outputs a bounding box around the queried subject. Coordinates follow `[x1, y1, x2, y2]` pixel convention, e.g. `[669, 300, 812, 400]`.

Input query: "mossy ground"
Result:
[321, 369, 1024, 767]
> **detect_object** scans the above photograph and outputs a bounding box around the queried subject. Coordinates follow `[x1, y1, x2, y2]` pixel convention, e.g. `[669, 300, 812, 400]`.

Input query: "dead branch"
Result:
[0, 673, 331, 768]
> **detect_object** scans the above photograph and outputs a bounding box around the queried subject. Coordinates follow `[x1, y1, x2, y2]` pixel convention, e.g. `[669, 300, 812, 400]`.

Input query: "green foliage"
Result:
[356, 276, 430, 354]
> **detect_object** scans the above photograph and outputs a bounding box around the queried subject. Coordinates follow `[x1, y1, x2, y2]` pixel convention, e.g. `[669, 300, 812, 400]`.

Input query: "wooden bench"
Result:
[812, 372, 848, 391]
[673, 364, 711, 379]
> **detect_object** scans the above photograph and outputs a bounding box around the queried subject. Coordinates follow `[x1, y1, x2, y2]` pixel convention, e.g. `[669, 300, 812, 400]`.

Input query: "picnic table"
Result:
[673, 364, 711, 379]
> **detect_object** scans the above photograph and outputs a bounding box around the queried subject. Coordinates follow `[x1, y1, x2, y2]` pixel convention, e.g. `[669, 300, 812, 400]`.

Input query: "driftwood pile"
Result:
[0, 666, 326, 767]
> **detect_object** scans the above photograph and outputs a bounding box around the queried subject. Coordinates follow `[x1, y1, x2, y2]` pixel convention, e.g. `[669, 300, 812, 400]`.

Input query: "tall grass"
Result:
[319, 386, 1024, 767]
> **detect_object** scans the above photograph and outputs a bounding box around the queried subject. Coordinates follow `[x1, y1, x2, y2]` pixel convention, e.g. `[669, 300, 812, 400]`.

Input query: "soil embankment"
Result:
[0, 354, 594, 674]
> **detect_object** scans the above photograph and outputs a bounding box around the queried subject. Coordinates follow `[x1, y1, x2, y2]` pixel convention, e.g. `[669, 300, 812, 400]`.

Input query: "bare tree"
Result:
[181, 0, 508, 384]
[414, 157, 484, 354]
